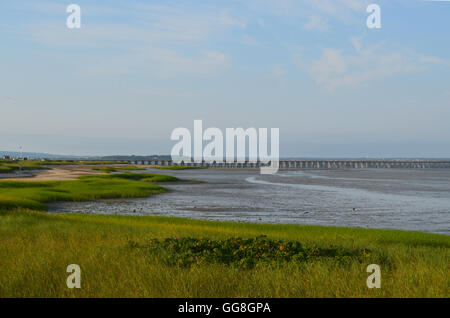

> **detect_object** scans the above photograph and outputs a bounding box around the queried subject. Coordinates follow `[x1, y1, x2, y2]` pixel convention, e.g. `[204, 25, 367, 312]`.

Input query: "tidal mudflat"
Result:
[49, 168, 450, 235]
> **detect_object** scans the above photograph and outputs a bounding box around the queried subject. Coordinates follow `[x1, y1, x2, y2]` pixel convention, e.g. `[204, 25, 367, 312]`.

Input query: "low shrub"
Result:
[131, 235, 370, 269]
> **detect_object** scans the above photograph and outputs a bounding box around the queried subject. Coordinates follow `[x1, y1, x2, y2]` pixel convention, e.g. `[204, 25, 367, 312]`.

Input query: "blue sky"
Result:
[1, 0, 450, 157]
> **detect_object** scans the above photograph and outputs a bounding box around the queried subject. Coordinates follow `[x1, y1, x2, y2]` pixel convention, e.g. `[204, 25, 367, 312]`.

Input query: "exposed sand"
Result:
[3, 165, 107, 181]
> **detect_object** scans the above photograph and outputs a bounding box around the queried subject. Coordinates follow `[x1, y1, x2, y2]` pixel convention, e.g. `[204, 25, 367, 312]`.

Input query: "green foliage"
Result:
[132, 236, 370, 269]
[152, 165, 207, 170]
[0, 211, 448, 297]
[0, 160, 47, 173]
[40, 160, 127, 165]
[87, 172, 178, 182]
[92, 166, 148, 173]
[115, 166, 146, 171]
[91, 167, 118, 173]
[0, 159, 127, 174]
[0, 173, 178, 210]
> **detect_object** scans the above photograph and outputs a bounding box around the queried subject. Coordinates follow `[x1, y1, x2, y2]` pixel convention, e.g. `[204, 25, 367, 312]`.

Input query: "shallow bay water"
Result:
[48, 168, 450, 234]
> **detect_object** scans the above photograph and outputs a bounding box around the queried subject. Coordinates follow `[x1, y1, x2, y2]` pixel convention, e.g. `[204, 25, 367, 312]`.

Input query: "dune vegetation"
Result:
[0, 169, 448, 298]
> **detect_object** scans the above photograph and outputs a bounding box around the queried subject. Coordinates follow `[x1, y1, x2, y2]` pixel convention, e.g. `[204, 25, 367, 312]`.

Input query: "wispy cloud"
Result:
[25, 5, 242, 46]
[294, 40, 450, 90]
[302, 15, 328, 31]
[219, 9, 247, 28]
[419, 56, 450, 67]
[243, 0, 370, 27]
[78, 48, 230, 78]
[13, 2, 243, 78]
[241, 34, 262, 47]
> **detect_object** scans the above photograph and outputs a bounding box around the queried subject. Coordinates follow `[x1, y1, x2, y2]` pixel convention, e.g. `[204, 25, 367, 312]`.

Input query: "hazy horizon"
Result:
[2, 131, 450, 159]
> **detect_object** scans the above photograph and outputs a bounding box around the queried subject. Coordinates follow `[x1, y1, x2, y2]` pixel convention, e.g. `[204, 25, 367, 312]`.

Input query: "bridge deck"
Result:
[122, 160, 450, 169]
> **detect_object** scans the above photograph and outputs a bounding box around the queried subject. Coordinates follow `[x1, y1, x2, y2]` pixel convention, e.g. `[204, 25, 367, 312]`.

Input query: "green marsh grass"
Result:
[0, 171, 448, 297]
[115, 166, 146, 171]
[91, 167, 118, 173]
[152, 165, 207, 170]
[0, 173, 178, 211]
[0, 160, 47, 173]
[0, 211, 448, 297]
[0, 160, 126, 174]
[91, 166, 146, 173]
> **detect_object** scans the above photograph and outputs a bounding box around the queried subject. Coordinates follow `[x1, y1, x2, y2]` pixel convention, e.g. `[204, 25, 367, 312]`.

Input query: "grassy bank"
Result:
[0, 171, 448, 297]
[0, 159, 207, 174]
[151, 165, 207, 170]
[0, 160, 47, 173]
[91, 166, 146, 173]
[0, 210, 448, 297]
[0, 172, 178, 211]
[0, 159, 126, 174]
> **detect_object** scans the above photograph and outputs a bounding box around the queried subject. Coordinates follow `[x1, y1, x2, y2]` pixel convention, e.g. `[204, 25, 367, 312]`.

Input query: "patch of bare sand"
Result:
[4, 165, 106, 181]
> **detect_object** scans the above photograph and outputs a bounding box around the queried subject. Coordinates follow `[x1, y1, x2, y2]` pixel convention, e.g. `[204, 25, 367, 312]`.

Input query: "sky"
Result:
[1, 0, 450, 157]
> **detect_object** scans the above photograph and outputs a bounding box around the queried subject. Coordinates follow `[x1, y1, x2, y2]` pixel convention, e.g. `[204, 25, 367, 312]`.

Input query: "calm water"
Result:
[48, 168, 450, 234]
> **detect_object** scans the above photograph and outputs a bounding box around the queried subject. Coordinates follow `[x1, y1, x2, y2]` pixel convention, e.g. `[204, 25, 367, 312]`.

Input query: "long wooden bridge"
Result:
[123, 159, 450, 169]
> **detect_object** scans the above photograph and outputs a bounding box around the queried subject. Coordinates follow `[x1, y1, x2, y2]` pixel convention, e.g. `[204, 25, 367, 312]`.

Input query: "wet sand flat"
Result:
[49, 168, 450, 234]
